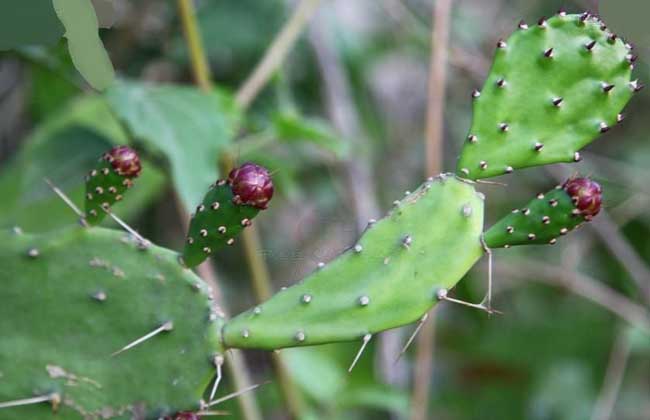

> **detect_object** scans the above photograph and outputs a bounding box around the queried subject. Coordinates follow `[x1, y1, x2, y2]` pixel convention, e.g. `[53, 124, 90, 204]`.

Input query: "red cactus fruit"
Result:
[227, 162, 274, 209]
[563, 177, 602, 219]
[106, 146, 141, 178]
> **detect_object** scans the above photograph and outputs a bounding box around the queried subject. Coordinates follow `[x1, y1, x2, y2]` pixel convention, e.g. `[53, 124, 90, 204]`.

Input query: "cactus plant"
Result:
[484, 177, 602, 248]
[222, 175, 484, 350]
[181, 162, 274, 268]
[84, 146, 142, 225]
[0, 9, 642, 420]
[457, 12, 637, 179]
[0, 226, 224, 419]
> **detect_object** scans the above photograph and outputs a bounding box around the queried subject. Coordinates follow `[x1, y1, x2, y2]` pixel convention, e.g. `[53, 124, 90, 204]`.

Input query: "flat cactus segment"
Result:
[0, 226, 224, 419]
[484, 183, 592, 248]
[181, 181, 260, 268]
[222, 175, 484, 350]
[85, 147, 141, 225]
[457, 13, 635, 179]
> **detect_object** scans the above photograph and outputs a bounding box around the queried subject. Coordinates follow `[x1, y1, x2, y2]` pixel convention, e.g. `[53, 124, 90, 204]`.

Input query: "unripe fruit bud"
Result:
[106, 146, 141, 178]
[227, 162, 274, 209]
[563, 177, 602, 218]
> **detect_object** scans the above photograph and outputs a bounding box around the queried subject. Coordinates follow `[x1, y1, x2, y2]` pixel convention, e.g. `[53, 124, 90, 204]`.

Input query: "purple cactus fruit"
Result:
[563, 177, 602, 219]
[227, 162, 274, 209]
[105, 146, 141, 178]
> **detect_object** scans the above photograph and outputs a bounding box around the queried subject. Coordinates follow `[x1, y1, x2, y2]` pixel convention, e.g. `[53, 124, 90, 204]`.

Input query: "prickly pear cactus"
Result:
[484, 177, 602, 247]
[85, 146, 142, 225]
[0, 226, 224, 419]
[457, 12, 637, 179]
[182, 163, 273, 268]
[223, 175, 484, 350]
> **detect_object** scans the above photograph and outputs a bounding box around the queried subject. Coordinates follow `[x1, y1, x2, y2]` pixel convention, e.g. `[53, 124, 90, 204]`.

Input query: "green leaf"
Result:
[273, 111, 348, 158]
[0, 0, 63, 50]
[0, 96, 165, 232]
[105, 80, 236, 211]
[52, 0, 115, 90]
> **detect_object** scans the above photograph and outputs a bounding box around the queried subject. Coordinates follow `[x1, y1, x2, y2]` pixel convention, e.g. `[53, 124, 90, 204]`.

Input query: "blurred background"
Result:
[1, 0, 649, 419]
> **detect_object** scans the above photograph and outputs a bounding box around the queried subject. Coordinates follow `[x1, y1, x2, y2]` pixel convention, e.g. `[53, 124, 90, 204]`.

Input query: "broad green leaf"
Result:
[0, 96, 165, 232]
[105, 80, 236, 211]
[52, 0, 115, 90]
[0, 0, 63, 50]
[273, 111, 348, 158]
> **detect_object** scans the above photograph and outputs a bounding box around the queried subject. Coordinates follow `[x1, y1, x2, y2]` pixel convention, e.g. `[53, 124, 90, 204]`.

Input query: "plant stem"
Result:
[178, 0, 311, 417]
[176, 2, 262, 420]
[235, 0, 322, 111]
[591, 330, 631, 420]
[411, 1, 453, 419]
[177, 0, 212, 91]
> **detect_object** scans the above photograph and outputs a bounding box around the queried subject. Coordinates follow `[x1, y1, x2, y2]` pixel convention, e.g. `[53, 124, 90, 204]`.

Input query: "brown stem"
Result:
[235, 0, 322, 111]
[411, 1, 453, 419]
[591, 330, 631, 420]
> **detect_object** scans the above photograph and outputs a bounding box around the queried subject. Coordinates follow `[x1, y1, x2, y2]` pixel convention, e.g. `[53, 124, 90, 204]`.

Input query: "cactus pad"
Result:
[0, 226, 224, 419]
[222, 175, 484, 350]
[84, 146, 141, 225]
[457, 13, 636, 179]
[483, 177, 602, 247]
[181, 181, 261, 268]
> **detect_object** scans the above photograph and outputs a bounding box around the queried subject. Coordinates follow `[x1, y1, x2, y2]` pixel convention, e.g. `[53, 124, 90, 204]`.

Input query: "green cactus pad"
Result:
[84, 156, 136, 225]
[457, 13, 636, 179]
[484, 186, 587, 247]
[181, 181, 260, 268]
[0, 226, 224, 419]
[222, 175, 484, 350]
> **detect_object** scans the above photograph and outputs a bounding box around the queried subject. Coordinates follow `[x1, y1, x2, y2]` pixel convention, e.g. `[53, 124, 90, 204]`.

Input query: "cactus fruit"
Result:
[457, 13, 636, 179]
[484, 176, 602, 248]
[228, 162, 274, 209]
[0, 226, 224, 419]
[222, 175, 484, 350]
[181, 163, 274, 268]
[84, 146, 142, 225]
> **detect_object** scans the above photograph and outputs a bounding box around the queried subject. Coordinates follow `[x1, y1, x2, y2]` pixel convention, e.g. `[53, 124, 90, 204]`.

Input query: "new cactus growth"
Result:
[84, 146, 142, 225]
[181, 163, 274, 268]
[457, 13, 636, 179]
[222, 175, 484, 350]
[484, 176, 602, 248]
[0, 226, 224, 419]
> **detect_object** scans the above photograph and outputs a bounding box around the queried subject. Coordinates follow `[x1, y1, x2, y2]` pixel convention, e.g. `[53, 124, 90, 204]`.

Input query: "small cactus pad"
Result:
[457, 13, 636, 179]
[484, 177, 602, 247]
[223, 175, 484, 350]
[182, 163, 274, 268]
[0, 226, 224, 419]
[84, 146, 142, 225]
